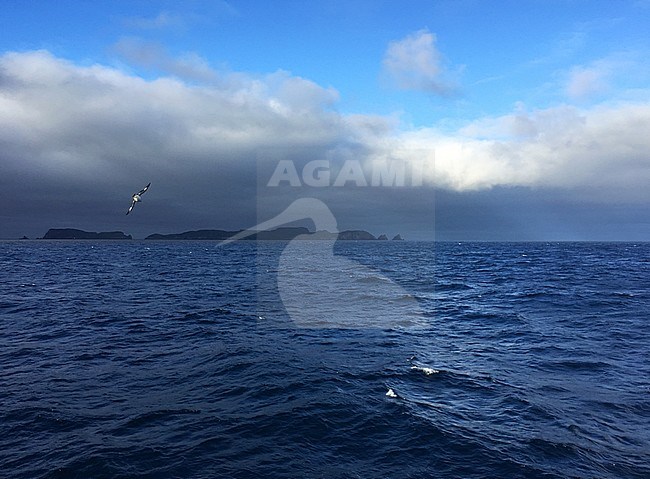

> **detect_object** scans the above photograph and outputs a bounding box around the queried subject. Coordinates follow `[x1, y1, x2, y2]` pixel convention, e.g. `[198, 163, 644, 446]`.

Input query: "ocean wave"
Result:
[410, 365, 440, 375]
[2, 241, 649, 478]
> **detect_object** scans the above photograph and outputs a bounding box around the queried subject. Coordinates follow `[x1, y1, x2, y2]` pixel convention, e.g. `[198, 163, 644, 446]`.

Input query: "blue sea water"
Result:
[1, 240, 649, 478]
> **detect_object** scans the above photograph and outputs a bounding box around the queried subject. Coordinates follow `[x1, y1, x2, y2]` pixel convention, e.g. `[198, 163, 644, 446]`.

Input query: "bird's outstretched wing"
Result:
[137, 183, 151, 196]
[126, 200, 136, 215]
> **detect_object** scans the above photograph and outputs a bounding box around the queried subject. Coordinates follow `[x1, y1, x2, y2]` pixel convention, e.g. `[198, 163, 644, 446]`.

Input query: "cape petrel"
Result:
[126, 182, 151, 215]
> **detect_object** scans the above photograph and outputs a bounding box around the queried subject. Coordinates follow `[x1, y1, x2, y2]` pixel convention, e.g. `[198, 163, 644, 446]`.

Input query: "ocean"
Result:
[1, 240, 649, 478]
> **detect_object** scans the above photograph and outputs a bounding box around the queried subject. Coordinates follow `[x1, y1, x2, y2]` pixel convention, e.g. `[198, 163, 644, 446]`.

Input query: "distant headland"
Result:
[41, 227, 404, 241]
[43, 229, 132, 240]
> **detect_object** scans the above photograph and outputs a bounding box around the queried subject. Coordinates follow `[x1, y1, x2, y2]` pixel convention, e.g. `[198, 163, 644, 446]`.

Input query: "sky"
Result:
[1, 0, 649, 240]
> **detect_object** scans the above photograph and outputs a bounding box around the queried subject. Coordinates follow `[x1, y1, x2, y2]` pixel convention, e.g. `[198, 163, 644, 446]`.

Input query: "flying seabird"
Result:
[126, 182, 151, 215]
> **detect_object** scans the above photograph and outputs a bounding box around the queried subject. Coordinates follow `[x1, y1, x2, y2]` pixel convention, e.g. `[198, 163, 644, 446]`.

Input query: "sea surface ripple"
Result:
[1, 241, 649, 478]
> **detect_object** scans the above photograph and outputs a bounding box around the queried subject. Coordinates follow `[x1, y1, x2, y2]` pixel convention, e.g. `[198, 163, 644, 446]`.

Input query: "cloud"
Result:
[113, 38, 219, 82]
[2, 50, 649, 197]
[382, 29, 457, 95]
[563, 54, 644, 102]
[0, 50, 373, 237]
[121, 3, 237, 31]
[0, 50, 347, 162]
[566, 66, 607, 99]
[565, 61, 612, 100]
[398, 101, 650, 199]
[1, 50, 649, 240]
[122, 11, 186, 30]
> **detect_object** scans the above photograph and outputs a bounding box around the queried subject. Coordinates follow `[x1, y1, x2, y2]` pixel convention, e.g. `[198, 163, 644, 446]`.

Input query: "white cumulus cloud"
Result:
[396, 102, 650, 200]
[382, 29, 457, 95]
[1, 49, 649, 216]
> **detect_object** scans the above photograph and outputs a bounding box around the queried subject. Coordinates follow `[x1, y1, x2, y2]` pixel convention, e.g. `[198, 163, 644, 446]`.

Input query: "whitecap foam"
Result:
[411, 365, 440, 375]
[386, 388, 398, 398]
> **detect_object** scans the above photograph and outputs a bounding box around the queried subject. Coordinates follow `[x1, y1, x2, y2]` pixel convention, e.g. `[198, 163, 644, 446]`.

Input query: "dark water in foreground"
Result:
[1, 241, 649, 478]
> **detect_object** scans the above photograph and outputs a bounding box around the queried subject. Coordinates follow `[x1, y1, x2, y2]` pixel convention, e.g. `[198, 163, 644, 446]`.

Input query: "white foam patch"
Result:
[411, 365, 440, 375]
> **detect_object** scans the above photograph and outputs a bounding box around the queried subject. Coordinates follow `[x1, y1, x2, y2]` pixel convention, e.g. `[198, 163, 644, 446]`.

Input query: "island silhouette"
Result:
[42, 228, 404, 241]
